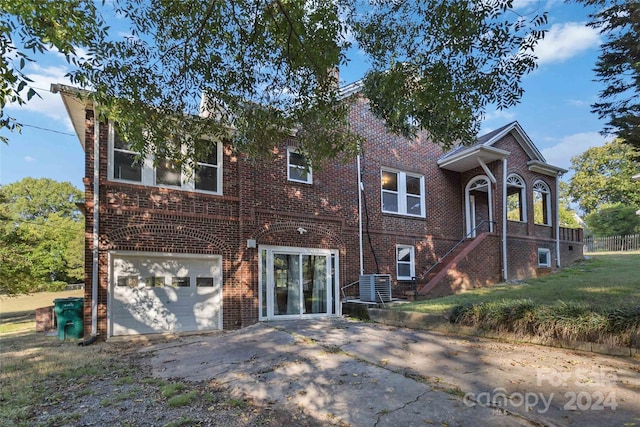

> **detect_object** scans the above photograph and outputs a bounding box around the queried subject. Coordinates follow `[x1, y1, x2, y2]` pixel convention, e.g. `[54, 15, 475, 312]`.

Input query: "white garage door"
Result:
[110, 253, 222, 336]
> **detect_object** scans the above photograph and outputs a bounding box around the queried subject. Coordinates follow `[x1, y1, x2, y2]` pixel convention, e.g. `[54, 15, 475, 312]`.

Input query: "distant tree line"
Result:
[0, 178, 84, 295]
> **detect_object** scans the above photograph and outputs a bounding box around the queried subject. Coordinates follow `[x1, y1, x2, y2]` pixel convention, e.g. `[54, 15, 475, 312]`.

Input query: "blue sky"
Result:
[0, 1, 608, 190]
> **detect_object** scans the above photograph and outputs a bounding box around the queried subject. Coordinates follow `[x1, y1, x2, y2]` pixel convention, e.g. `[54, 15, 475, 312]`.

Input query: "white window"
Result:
[287, 149, 312, 184]
[381, 169, 425, 217]
[195, 143, 221, 193]
[396, 245, 415, 280]
[538, 248, 551, 267]
[533, 180, 551, 226]
[507, 174, 526, 222]
[112, 126, 142, 182]
[108, 123, 222, 194]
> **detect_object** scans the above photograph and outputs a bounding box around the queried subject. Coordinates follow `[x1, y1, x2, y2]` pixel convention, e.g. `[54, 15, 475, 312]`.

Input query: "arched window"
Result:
[506, 174, 526, 222]
[533, 180, 551, 226]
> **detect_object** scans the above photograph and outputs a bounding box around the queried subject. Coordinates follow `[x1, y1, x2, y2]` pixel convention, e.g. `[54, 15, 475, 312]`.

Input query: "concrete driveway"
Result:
[148, 318, 640, 426]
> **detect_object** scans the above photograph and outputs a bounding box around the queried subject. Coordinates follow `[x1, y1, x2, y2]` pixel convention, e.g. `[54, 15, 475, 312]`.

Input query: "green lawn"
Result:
[0, 289, 84, 335]
[392, 252, 640, 315]
[390, 252, 640, 347]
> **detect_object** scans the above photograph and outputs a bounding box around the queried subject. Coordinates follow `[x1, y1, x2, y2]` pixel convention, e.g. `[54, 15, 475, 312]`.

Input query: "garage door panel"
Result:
[111, 254, 222, 336]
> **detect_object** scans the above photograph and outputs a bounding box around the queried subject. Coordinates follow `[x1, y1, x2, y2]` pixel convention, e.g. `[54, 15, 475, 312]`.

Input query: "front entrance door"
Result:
[465, 175, 494, 237]
[259, 246, 339, 320]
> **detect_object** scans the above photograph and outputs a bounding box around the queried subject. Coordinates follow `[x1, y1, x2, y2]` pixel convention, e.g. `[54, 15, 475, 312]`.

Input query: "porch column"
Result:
[502, 158, 508, 281]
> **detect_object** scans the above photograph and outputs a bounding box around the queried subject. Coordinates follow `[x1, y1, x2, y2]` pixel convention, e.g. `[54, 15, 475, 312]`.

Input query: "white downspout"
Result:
[91, 108, 100, 337]
[555, 175, 561, 268]
[502, 158, 508, 281]
[357, 154, 364, 275]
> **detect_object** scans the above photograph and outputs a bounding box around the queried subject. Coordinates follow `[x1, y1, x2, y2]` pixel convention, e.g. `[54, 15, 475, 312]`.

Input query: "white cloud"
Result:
[24, 156, 35, 162]
[4, 63, 74, 129]
[482, 108, 516, 123]
[568, 99, 589, 108]
[541, 131, 607, 169]
[535, 22, 601, 65]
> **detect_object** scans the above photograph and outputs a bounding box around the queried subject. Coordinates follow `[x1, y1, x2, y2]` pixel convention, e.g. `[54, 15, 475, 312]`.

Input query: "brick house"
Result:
[53, 82, 583, 339]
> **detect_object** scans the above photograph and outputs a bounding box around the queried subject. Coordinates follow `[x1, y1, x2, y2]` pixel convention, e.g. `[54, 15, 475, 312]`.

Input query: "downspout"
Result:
[502, 158, 508, 281]
[91, 107, 100, 337]
[357, 154, 364, 275]
[555, 174, 561, 268]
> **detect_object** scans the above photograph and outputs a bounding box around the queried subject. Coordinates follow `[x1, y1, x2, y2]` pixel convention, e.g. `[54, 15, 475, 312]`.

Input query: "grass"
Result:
[0, 289, 84, 335]
[167, 391, 199, 408]
[0, 332, 114, 425]
[391, 253, 640, 347]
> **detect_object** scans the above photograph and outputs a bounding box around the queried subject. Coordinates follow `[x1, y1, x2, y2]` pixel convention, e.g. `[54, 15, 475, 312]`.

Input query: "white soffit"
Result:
[437, 146, 510, 172]
[527, 160, 568, 176]
[51, 84, 92, 151]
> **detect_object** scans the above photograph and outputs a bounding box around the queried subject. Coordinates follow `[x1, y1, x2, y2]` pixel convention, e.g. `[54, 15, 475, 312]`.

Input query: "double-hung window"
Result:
[155, 138, 182, 187]
[112, 127, 142, 182]
[287, 149, 312, 184]
[195, 143, 220, 193]
[396, 245, 415, 280]
[381, 169, 425, 217]
[108, 122, 223, 194]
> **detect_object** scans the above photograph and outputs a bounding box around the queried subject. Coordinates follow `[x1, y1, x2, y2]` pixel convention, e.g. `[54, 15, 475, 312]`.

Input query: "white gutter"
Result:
[502, 158, 508, 281]
[357, 154, 364, 275]
[555, 176, 561, 268]
[91, 107, 100, 337]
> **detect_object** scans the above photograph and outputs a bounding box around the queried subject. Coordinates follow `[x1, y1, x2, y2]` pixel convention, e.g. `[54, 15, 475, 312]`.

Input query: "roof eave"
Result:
[437, 145, 510, 172]
[50, 84, 93, 151]
[527, 160, 567, 176]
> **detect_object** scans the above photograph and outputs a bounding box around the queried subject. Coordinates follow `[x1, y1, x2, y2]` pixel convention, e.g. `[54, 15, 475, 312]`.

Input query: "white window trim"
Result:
[258, 245, 340, 321]
[533, 180, 551, 227]
[506, 174, 527, 223]
[396, 244, 416, 281]
[107, 122, 223, 195]
[538, 248, 551, 267]
[287, 148, 312, 184]
[381, 168, 426, 218]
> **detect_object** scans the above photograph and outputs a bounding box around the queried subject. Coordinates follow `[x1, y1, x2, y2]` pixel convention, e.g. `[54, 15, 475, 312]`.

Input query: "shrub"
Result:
[449, 300, 640, 347]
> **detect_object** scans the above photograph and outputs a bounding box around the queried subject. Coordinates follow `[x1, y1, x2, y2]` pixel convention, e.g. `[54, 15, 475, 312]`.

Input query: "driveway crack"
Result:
[373, 390, 429, 427]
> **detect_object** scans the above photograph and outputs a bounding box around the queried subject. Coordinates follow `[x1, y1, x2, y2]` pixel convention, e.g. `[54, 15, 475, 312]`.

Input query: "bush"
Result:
[449, 300, 640, 348]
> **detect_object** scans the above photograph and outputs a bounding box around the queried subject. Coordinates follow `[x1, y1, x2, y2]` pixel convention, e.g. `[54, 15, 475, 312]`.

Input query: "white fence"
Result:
[584, 234, 640, 253]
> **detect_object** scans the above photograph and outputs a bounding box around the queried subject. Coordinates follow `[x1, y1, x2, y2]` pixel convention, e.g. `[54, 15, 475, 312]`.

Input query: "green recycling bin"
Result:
[53, 297, 84, 340]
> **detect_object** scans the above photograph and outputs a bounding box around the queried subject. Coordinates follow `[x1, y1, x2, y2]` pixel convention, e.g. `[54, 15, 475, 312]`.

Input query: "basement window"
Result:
[396, 245, 416, 280]
[538, 248, 551, 267]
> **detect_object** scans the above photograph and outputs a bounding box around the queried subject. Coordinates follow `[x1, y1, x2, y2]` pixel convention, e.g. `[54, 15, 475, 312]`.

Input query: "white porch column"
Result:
[502, 158, 508, 281]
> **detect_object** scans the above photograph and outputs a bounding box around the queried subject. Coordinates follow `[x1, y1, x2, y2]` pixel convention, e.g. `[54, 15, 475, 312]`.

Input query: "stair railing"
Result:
[340, 280, 360, 302]
[417, 220, 497, 282]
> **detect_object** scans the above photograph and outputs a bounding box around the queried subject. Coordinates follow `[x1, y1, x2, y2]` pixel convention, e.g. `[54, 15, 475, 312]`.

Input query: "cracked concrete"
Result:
[147, 318, 640, 426]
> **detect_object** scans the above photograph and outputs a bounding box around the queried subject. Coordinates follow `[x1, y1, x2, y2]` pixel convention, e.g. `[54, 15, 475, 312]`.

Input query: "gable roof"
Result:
[51, 84, 93, 150]
[438, 121, 567, 176]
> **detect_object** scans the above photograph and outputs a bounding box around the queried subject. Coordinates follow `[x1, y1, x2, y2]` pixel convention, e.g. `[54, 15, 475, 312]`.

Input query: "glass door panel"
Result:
[273, 253, 301, 316]
[302, 255, 327, 314]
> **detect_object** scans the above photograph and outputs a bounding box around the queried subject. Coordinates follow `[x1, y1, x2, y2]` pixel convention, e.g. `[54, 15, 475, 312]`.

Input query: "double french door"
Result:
[259, 246, 339, 320]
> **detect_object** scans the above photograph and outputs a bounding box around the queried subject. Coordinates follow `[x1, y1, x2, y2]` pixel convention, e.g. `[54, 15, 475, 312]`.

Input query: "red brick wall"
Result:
[80, 98, 583, 337]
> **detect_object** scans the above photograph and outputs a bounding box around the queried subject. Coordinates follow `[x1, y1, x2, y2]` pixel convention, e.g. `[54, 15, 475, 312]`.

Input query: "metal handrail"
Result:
[376, 290, 386, 307]
[340, 280, 360, 301]
[418, 220, 497, 281]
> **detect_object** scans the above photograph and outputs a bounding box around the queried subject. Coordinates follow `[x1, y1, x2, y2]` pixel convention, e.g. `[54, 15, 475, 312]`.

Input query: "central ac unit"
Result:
[359, 274, 392, 302]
